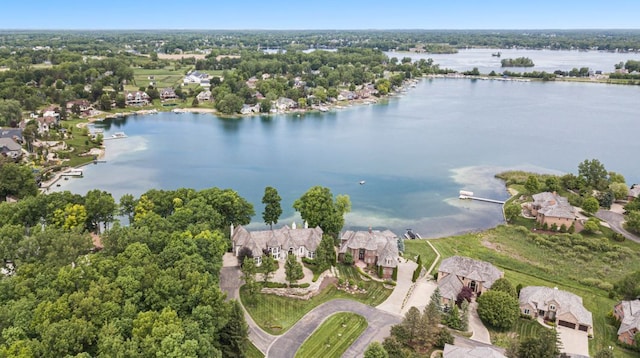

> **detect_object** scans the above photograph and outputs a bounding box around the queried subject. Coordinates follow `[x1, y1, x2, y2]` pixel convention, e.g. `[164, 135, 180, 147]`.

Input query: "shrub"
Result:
[392, 266, 398, 281]
[611, 233, 625, 242]
[411, 265, 421, 282]
[343, 251, 354, 265]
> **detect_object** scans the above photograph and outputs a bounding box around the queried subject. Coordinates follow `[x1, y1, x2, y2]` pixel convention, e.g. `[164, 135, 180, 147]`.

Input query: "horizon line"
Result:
[1, 28, 640, 32]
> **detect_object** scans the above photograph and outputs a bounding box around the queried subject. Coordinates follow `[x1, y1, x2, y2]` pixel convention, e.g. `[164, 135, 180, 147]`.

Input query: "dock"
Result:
[459, 190, 505, 204]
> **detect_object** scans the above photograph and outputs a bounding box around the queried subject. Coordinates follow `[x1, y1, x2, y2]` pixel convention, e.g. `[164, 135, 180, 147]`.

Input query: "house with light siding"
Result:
[613, 299, 640, 345]
[436, 256, 503, 306]
[338, 229, 399, 279]
[519, 286, 593, 335]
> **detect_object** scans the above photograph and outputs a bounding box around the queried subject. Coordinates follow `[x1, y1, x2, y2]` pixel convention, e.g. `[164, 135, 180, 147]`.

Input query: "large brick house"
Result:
[613, 299, 640, 346]
[231, 223, 322, 265]
[529, 192, 581, 231]
[338, 229, 399, 279]
[436, 256, 503, 306]
[519, 286, 593, 335]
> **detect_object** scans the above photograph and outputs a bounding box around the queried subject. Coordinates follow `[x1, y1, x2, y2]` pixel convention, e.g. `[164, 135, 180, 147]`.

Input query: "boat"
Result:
[404, 229, 422, 240]
[359, 180, 366, 185]
[111, 132, 127, 139]
[492, 52, 501, 57]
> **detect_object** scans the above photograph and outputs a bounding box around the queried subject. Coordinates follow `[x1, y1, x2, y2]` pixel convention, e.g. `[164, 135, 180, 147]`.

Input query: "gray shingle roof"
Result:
[232, 224, 323, 257]
[532, 192, 576, 219]
[616, 299, 640, 336]
[338, 229, 399, 268]
[438, 271, 464, 301]
[0, 138, 21, 152]
[519, 286, 593, 327]
[438, 256, 503, 288]
[443, 344, 506, 358]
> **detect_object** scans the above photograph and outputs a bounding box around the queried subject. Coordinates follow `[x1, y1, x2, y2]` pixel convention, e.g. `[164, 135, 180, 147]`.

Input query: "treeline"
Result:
[0, 187, 255, 357]
[501, 57, 535, 67]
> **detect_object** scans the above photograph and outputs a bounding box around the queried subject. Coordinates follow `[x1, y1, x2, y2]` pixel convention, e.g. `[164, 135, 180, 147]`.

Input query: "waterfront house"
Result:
[125, 91, 150, 106]
[65, 100, 92, 116]
[337, 90, 357, 101]
[231, 223, 323, 265]
[183, 71, 210, 85]
[274, 97, 296, 111]
[160, 88, 177, 100]
[338, 229, 399, 279]
[528, 191, 580, 231]
[196, 90, 212, 102]
[240, 104, 260, 115]
[0, 128, 23, 143]
[443, 344, 506, 358]
[519, 286, 593, 334]
[0, 138, 22, 159]
[36, 116, 58, 134]
[613, 299, 640, 345]
[436, 256, 503, 306]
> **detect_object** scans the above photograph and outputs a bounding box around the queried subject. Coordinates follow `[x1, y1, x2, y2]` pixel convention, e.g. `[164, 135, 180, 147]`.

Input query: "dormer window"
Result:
[549, 304, 556, 311]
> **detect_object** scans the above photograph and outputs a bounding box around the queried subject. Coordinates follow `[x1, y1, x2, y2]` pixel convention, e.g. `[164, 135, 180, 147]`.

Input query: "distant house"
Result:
[245, 77, 258, 89]
[183, 71, 210, 86]
[528, 191, 580, 231]
[274, 97, 296, 111]
[65, 100, 92, 116]
[613, 299, 640, 346]
[160, 88, 177, 100]
[231, 224, 322, 265]
[519, 286, 593, 334]
[196, 90, 212, 102]
[337, 90, 357, 101]
[0, 137, 22, 159]
[443, 344, 506, 358]
[338, 229, 399, 279]
[125, 91, 150, 106]
[0, 128, 23, 143]
[436, 256, 503, 306]
[36, 116, 58, 134]
[240, 104, 260, 115]
[628, 184, 640, 202]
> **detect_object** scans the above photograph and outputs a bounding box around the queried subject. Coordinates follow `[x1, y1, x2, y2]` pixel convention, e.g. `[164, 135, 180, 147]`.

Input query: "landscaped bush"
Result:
[302, 257, 316, 265]
[290, 283, 310, 288]
[411, 265, 421, 282]
[263, 282, 288, 288]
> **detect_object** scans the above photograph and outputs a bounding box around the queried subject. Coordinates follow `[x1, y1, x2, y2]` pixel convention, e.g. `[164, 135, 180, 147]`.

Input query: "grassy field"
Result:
[295, 312, 367, 358]
[404, 239, 439, 273]
[132, 67, 191, 89]
[241, 265, 392, 335]
[490, 318, 546, 348]
[425, 224, 640, 357]
[246, 341, 264, 358]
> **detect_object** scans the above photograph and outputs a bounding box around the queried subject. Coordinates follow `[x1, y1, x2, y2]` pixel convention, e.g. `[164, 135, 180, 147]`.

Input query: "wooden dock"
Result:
[458, 190, 505, 204]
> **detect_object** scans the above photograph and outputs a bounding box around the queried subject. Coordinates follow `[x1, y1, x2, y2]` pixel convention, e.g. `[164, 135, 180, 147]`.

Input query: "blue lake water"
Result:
[55, 76, 640, 238]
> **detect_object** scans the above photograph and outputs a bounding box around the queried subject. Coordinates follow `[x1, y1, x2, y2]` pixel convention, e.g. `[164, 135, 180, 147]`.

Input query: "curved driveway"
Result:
[596, 209, 640, 243]
[267, 299, 402, 358]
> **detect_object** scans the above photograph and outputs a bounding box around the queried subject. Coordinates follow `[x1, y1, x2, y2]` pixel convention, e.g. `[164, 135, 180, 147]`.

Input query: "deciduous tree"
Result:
[364, 342, 388, 358]
[578, 158, 608, 190]
[285, 254, 303, 286]
[293, 186, 351, 238]
[476, 290, 519, 330]
[261, 186, 282, 229]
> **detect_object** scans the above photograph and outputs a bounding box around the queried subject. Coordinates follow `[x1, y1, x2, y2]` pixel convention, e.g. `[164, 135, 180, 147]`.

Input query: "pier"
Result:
[459, 190, 505, 205]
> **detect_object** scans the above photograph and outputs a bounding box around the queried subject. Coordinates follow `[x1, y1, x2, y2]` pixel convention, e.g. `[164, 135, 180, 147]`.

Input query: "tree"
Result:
[444, 305, 463, 330]
[215, 93, 243, 114]
[504, 203, 521, 223]
[516, 328, 561, 358]
[364, 342, 388, 358]
[578, 159, 608, 190]
[115, 94, 126, 108]
[219, 300, 248, 358]
[241, 256, 258, 294]
[84, 189, 116, 233]
[99, 94, 112, 111]
[610, 182, 629, 201]
[0, 99, 22, 127]
[582, 197, 599, 214]
[608, 171, 626, 184]
[119, 194, 137, 224]
[285, 254, 303, 286]
[237, 247, 253, 267]
[261, 186, 282, 229]
[293, 186, 351, 238]
[456, 286, 473, 306]
[625, 210, 640, 235]
[594, 348, 615, 358]
[52, 204, 88, 231]
[545, 176, 561, 192]
[524, 175, 540, 194]
[491, 278, 517, 298]
[260, 255, 277, 284]
[476, 290, 519, 330]
[191, 97, 199, 107]
[315, 234, 336, 271]
[582, 218, 600, 234]
[343, 251, 353, 265]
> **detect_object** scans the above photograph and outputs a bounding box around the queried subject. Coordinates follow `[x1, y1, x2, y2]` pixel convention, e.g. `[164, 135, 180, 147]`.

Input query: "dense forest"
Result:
[0, 186, 255, 357]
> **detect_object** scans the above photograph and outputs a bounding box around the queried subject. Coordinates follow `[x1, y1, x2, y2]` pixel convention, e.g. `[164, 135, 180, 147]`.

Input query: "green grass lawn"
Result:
[490, 318, 546, 348]
[295, 312, 367, 358]
[430, 225, 640, 357]
[404, 239, 439, 273]
[241, 265, 392, 335]
[245, 341, 264, 358]
[132, 66, 191, 89]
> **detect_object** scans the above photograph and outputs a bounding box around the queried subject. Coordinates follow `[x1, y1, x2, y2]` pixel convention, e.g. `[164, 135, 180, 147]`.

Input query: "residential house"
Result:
[443, 344, 506, 358]
[519, 286, 593, 334]
[613, 299, 640, 345]
[528, 191, 580, 231]
[437, 256, 503, 306]
[628, 184, 640, 202]
[337, 90, 357, 101]
[240, 104, 260, 115]
[231, 223, 323, 265]
[36, 116, 58, 134]
[125, 91, 150, 106]
[338, 229, 399, 279]
[274, 97, 296, 112]
[183, 71, 210, 85]
[0, 128, 23, 143]
[66, 100, 92, 116]
[196, 90, 212, 102]
[160, 88, 177, 100]
[245, 77, 258, 89]
[0, 138, 22, 159]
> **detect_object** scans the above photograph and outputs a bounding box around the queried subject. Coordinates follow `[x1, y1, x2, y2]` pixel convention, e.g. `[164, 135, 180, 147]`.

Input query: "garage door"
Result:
[558, 320, 576, 329]
[578, 324, 588, 332]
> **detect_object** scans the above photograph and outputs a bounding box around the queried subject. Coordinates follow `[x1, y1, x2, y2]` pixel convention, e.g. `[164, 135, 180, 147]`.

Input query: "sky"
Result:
[2, 0, 640, 30]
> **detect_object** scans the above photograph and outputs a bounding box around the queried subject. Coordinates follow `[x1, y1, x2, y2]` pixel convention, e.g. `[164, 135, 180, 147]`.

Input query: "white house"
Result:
[231, 224, 323, 265]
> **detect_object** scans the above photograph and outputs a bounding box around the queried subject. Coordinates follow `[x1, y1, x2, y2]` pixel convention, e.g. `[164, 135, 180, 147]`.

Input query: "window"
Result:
[254, 256, 262, 265]
[308, 251, 315, 259]
[524, 309, 530, 315]
[549, 304, 556, 311]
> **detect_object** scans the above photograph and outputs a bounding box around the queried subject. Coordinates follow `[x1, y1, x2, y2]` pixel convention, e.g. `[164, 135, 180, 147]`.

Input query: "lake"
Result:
[55, 59, 640, 238]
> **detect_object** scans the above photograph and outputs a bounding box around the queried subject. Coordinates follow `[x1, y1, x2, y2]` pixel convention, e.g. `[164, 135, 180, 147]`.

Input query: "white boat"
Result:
[359, 180, 366, 185]
[459, 190, 474, 197]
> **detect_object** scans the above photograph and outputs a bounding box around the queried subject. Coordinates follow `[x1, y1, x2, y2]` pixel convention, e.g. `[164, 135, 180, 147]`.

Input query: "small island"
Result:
[501, 57, 535, 67]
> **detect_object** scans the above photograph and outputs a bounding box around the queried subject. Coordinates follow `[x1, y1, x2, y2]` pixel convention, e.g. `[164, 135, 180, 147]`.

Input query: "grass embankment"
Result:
[241, 265, 392, 335]
[295, 312, 367, 358]
[404, 239, 439, 273]
[423, 224, 639, 357]
[245, 341, 264, 358]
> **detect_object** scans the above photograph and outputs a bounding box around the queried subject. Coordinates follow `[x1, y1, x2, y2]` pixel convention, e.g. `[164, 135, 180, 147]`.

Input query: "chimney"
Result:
[230, 223, 234, 237]
[304, 221, 309, 229]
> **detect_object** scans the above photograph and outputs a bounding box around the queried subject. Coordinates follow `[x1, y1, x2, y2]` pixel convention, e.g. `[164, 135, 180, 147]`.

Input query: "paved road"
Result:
[468, 302, 491, 344]
[596, 209, 640, 243]
[267, 299, 402, 358]
[377, 260, 417, 315]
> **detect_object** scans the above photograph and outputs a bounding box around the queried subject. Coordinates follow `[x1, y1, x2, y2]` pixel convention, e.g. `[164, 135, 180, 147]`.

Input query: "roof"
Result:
[438, 256, 502, 288]
[629, 184, 640, 199]
[616, 299, 640, 336]
[519, 286, 593, 327]
[438, 271, 464, 301]
[232, 224, 323, 257]
[0, 128, 23, 141]
[532, 192, 576, 219]
[443, 344, 506, 358]
[338, 230, 399, 268]
[0, 137, 22, 152]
